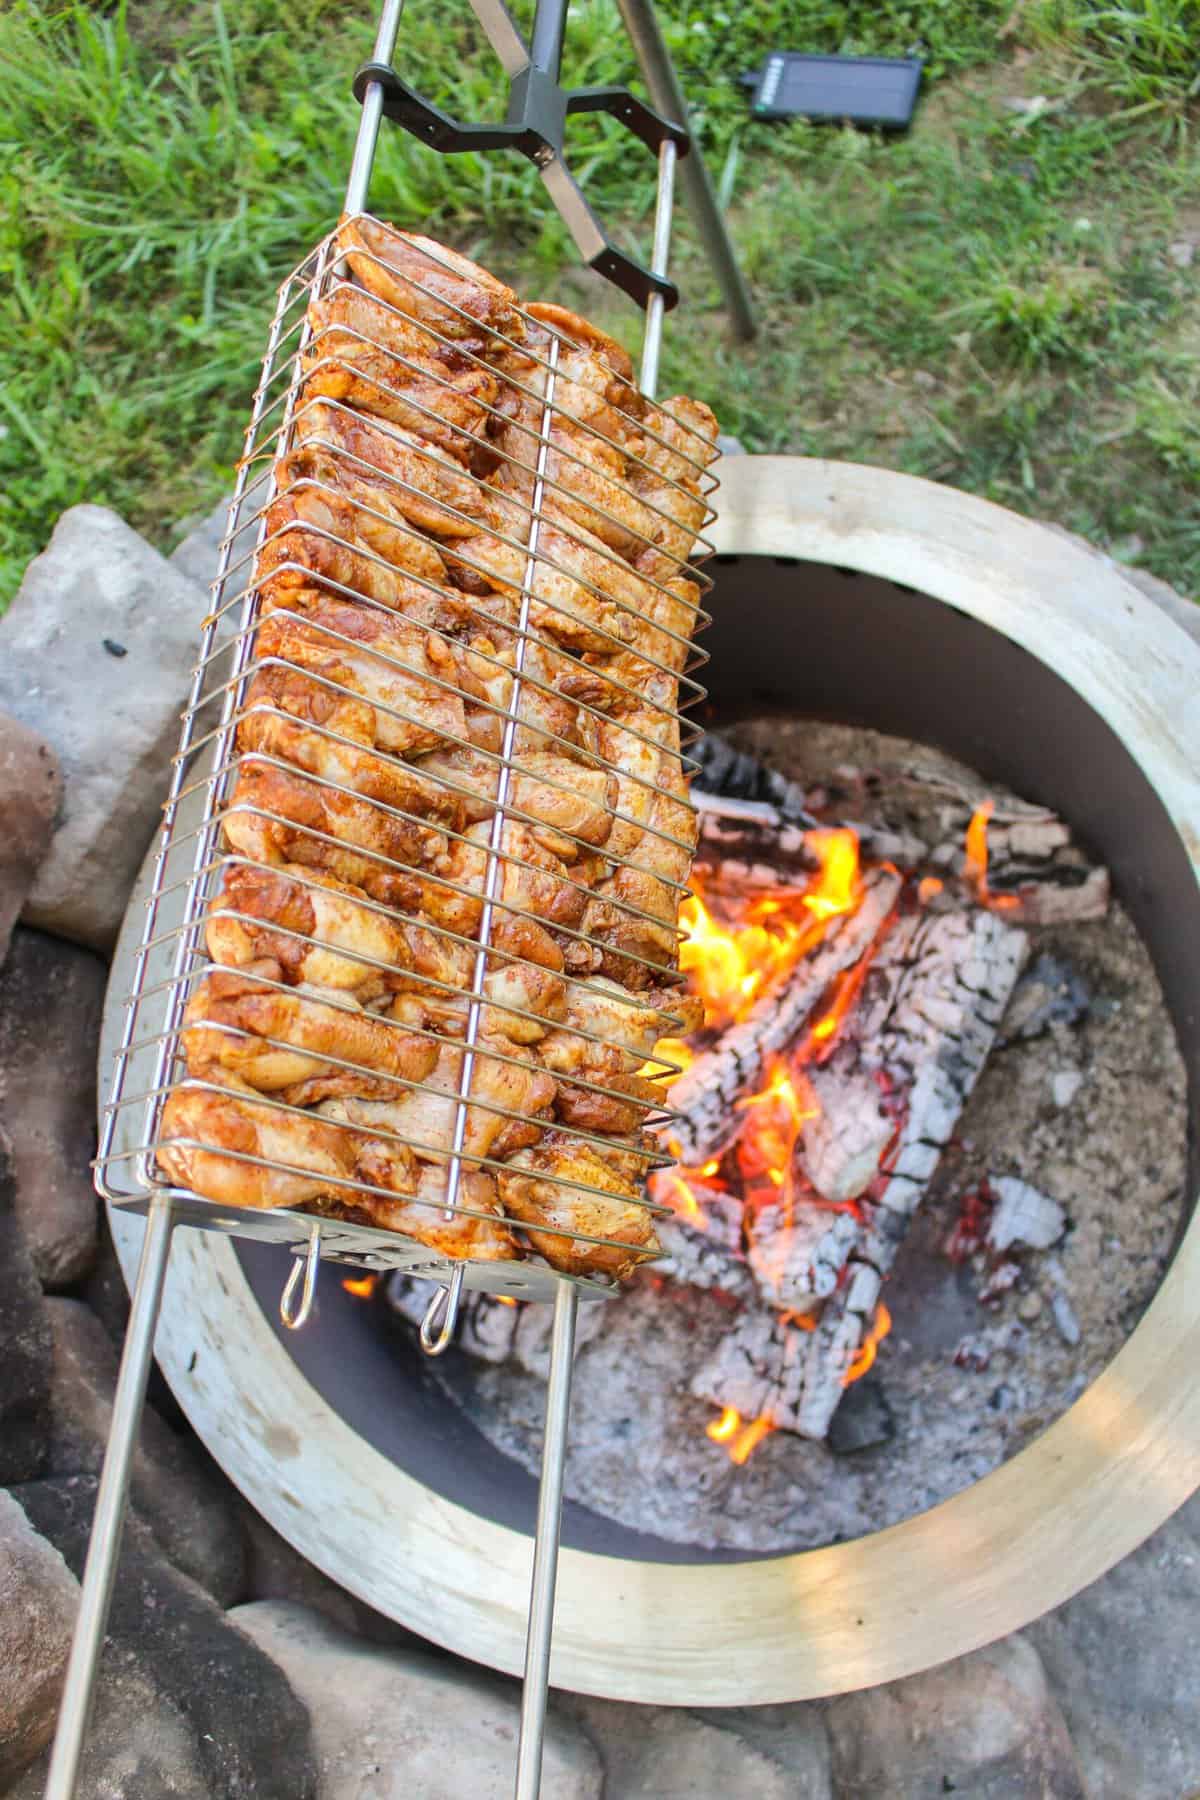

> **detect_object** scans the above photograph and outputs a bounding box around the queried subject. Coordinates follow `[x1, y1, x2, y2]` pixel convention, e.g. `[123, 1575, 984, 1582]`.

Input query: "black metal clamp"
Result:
[353, 0, 689, 311]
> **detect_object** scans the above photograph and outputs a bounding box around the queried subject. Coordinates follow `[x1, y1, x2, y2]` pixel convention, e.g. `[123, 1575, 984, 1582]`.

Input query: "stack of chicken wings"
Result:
[158, 216, 717, 1280]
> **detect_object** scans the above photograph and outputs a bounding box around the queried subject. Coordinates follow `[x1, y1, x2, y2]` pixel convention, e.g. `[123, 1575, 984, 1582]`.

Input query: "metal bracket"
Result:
[351, 0, 688, 312]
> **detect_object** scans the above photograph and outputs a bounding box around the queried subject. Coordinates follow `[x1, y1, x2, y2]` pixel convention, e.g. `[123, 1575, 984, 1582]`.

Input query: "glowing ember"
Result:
[735, 1061, 818, 1199]
[342, 1274, 378, 1299]
[843, 1300, 893, 1385]
[918, 875, 944, 905]
[964, 801, 1020, 912]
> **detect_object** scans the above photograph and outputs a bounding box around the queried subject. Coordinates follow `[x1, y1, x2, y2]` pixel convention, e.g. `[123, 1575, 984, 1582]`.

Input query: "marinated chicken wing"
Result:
[338, 216, 525, 345]
[181, 964, 437, 1100]
[207, 862, 473, 1003]
[158, 1072, 362, 1212]
[495, 1130, 660, 1279]
[289, 405, 487, 539]
[314, 1162, 519, 1261]
[302, 282, 501, 454]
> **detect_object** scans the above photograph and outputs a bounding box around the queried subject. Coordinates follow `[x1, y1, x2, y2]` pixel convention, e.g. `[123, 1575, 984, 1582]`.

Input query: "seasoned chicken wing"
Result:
[158, 1072, 362, 1212]
[314, 1162, 519, 1261]
[182, 966, 438, 1104]
[495, 1129, 660, 1279]
[338, 216, 525, 345]
[207, 862, 473, 1003]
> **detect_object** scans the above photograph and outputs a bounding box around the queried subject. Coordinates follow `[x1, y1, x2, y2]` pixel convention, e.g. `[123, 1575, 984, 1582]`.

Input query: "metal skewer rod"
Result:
[344, 0, 406, 214]
[513, 1280, 580, 1800]
[44, 1189, 176, 1800]
[514, 116, 680, 1797]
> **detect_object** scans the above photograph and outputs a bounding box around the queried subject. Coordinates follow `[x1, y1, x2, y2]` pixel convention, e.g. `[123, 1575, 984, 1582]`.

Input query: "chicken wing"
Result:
[495, 1129, 660, 1278]
[338, 216, 525, 345]
[158, 1072, 362, 1212]
[315, 1162, 519, 1261]
[207, 862, 473, 1003]
[181, 966, 438, 1103]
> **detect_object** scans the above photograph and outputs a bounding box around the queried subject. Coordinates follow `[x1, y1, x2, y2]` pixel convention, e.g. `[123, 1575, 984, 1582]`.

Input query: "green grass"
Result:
[1, 0, 1198, 605]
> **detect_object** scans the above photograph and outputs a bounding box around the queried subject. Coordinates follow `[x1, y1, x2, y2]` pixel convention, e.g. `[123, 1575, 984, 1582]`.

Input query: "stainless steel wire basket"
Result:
[47, 2, 744, 1792]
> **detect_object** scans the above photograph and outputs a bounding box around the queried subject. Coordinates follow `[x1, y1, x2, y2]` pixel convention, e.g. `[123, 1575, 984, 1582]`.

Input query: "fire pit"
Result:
[102, 455, 1200, 1703]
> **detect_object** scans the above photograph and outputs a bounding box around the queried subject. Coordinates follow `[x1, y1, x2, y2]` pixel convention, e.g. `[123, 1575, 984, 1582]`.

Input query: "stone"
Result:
[824, 1633, 1086, 1798]
[1031, 1500, 1200, 1797]
[233, 1600, 602, 1799]
[0, 505, 207, 949]
[11, 1478, 318, 1798]
[169, 496, 232, 592]
[43, 1298, 246, 1605]
[0, 1488, 78, 1786]
[237, 1501, 425, 1649]
[0, 713, 61, 970]
[0, 928, 105, 1287]
[8, 1660, 213, 1800]
[568, 1696, 829, 1798]
[716, 434, 747, 458]
[0, 1129, 52, 1485]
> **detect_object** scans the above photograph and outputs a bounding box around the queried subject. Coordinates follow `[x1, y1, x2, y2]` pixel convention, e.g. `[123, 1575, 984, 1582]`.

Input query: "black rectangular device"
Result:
[747, 52, 923, 130]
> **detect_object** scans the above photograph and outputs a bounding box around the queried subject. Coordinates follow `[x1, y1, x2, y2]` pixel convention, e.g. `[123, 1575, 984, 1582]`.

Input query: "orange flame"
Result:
[342, 1274, 378, 1299]
[918, 875, 944, 905]
[964, 801, 1020, 912]
[801, 828, 860, 920]
[706, 1405, 740, 1443]
[843, 1300, 893, 1385]
[705, 1406, 776, 1464]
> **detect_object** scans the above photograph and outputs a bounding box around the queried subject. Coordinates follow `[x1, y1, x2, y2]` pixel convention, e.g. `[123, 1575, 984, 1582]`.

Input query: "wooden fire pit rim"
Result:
[105, 454, 1200, 1704]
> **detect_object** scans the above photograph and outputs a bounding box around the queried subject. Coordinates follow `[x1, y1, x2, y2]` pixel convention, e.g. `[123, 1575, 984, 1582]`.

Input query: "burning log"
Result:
[668, 869, 902, 1165]
[793, 908, 1028, 1440]
[689, 1304, 811, 1434]
[694, 792, 924, 886]
[746, 1198, 861, 1311]
[797, 1066, 893, 1203]
[654, 1186, 752, 1296]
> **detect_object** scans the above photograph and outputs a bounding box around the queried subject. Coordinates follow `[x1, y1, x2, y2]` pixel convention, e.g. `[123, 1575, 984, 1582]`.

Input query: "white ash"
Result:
[987, 1178, 1066, 1253]
[747, 1201, 860, 1311]
[412, 723, 1186, 1553]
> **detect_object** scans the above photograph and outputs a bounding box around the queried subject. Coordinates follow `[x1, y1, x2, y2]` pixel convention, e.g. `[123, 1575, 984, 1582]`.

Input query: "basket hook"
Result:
[419, 1263, 466, 1356]
[280, 1221, 322, 1331]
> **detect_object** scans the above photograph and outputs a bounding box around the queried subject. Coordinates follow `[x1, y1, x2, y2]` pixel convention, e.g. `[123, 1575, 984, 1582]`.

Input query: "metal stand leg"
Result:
[514, 1282, 579, 1800]
[616, 0, 757, 341]
[44, 1190, 176, 1800]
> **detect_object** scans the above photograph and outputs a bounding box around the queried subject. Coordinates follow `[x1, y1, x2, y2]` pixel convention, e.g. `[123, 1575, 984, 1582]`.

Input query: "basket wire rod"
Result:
[438, 335, 562, 1209]
[639, 137, 676, 400]
[344, 0, 406, 215]
[43, 1189, 176, 1800]
[517, 122, 678, 1799]
[514, 1278, 579, 1800]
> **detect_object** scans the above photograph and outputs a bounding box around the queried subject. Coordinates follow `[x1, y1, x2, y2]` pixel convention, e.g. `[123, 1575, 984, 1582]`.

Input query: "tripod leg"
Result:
[44, 1190, 176, 1800]
[616, 0, 757, 341]
[513, 1281, 579, 1800]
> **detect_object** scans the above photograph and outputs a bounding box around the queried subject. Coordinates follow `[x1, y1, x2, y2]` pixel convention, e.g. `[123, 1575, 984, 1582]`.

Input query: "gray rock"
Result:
[11, 1477, 318, 1799]
[0, 928, 105, 1287]
[825, 1633, 1085, 1799]
[1031, 1501, 1200, 1798]
[43, 1298, 245, 1605]
[572, 1695, 831, 1797]
[233, 1600, 602, 1799]
[1, 505, 206, 949]
[716, 434, 747, 457]
[169, 497, 232, 592]
[0, 1129, 52, 1485]
[0, 713, 61, 970]
[8, 1659, 213, 1800]
[0, 1488, 78, 1786]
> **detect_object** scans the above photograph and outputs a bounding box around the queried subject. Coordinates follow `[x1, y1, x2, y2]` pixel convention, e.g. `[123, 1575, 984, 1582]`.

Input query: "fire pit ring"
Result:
[102, 456, 1200, 1703]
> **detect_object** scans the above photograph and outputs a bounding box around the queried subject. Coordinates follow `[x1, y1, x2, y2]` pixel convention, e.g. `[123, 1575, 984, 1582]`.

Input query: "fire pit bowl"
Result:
[102, 457, 1200, 1703]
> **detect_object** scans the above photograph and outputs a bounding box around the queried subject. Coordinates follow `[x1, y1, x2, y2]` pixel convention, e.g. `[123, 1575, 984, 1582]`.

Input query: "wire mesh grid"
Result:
[95, 214, 718, 1308]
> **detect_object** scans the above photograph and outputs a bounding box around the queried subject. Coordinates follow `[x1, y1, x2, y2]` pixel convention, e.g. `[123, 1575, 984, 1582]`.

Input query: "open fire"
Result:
[367, 732, 1119, 1478]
